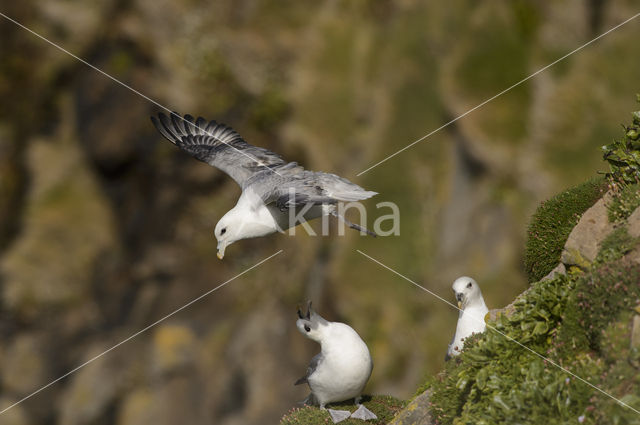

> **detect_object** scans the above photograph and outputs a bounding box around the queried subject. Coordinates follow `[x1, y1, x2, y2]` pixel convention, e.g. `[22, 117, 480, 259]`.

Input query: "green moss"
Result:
[524, 177, 606, 282]
[606, 182, 640, 223]
[279, 395, 405, 425]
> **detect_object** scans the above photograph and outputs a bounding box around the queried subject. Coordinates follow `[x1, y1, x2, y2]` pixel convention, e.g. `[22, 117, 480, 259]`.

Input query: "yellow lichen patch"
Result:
[152, 324, 197, 375]
[116, 389, 154, 425]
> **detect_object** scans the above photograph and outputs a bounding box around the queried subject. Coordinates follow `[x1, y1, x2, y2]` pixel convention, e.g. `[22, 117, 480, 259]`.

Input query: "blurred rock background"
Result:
[0, 0, 639, 424]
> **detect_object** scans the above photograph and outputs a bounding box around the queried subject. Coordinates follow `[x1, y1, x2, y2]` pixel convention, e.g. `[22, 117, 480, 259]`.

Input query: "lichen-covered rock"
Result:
[541, 262, 566, 281]
[389, 390, 433, 425]
[561, 192, 615, 269]
[152, 324, 197, 377]
[626, 206, 640, 238]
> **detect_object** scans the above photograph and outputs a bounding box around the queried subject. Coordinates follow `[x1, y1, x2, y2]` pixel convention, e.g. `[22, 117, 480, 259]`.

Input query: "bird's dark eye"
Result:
[467, 282, 472, 288]
[220, 228, 227, 235]
[304, 325, 311, 332]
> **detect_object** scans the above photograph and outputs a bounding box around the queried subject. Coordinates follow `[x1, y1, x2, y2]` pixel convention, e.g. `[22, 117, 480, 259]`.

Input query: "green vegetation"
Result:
[602, 95, 640, 183]
[279, 395, 406, 425]
[607, 182, 640, 223]
[524, 177, 606, 282]
[551, 261, 640, 425]
[419, 257, 640, 425]
[594, 226, 638, 264]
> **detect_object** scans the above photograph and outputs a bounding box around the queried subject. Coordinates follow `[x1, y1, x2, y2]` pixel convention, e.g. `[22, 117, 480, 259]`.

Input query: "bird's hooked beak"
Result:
[217, 242, 227, 260]
[456, 293, 464, 309]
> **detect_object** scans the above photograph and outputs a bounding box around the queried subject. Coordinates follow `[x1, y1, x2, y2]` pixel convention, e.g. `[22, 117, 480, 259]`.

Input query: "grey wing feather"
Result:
[445, 334, 455, 361]
[151, 112, 287, 186]
[253, 169, 377, 209]
[295, 353, 322, 386]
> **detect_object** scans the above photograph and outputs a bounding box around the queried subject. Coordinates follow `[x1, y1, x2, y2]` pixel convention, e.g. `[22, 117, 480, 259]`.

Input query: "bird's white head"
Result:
[452, 276, 483, 310]
[296, 301, 330, 343]
[214, 212, 244, 260]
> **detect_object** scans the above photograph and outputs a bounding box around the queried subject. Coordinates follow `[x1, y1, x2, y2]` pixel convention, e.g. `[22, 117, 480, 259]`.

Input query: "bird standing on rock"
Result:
[295, 302, 377, 423]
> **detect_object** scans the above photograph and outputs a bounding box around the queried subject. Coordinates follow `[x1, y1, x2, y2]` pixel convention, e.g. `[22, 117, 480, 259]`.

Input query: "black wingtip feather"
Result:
[151, 114, 177, 143]
[159, 113, 181, 142]
[183, 114, 195, 136]
[170, 111, 186, 136]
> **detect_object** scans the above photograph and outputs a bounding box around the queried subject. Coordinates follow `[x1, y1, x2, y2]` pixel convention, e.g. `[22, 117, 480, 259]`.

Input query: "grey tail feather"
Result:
[331, 212, 377, 237]
[297, 393, 317, 407]
[294, 376, 308, 386]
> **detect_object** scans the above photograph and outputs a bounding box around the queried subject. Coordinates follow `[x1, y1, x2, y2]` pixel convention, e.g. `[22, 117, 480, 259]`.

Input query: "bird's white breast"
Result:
[308, 324, 373, 405]
[450, 304, 488, 356]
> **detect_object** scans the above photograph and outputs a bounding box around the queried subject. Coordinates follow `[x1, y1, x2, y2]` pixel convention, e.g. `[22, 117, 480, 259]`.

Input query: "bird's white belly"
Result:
[308, 352, 372, 405]
[451, 308, 487, 354]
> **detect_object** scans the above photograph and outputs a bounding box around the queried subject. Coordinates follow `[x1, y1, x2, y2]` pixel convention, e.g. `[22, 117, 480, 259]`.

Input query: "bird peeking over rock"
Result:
[446, 276, 489, 360]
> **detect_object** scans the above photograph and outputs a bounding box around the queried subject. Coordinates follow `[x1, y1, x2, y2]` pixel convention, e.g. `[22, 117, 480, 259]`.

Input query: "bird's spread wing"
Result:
[295, 353, 322, 386]
[151, 112, 287, 186]
[152, 112, 377, 206]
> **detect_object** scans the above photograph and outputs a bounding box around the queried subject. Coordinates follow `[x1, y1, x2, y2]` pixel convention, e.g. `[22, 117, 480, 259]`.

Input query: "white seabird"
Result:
[295, 302, 377, 423]
[151, 113, 377, 259]
[446, 276, 489, 360]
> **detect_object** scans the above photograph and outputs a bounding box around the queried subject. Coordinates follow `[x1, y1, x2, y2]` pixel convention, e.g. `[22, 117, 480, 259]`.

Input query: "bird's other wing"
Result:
[295, 353, 323, 386]
[253, 169, 377, 210]
[151, 112, 287, 186]
[445, 334, 455, 361]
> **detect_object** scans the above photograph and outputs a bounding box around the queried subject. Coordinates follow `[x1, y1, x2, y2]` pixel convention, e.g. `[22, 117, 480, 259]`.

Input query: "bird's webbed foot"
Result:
[327, 409, 352, 423]
[351, 404, 378, 420]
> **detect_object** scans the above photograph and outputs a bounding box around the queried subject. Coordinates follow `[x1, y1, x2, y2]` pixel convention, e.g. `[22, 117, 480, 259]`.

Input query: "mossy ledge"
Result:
[279, 395, 406, 424]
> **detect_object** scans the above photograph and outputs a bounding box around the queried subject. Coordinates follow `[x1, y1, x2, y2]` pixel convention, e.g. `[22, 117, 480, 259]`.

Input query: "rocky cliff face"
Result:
[390, 179, 640, 424]
[1, 1, 640, 424]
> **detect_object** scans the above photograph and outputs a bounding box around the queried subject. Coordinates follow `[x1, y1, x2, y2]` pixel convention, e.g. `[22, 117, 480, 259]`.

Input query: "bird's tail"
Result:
[331, 211, 377, 237]
[297, 393, 317, 407]
[321, 174, 378, 202]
